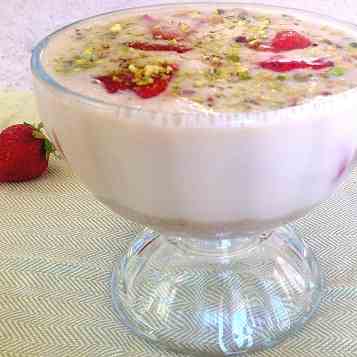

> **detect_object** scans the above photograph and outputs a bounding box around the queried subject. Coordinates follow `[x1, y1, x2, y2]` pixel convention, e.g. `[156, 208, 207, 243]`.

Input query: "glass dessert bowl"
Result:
[32, 2, 357, 355]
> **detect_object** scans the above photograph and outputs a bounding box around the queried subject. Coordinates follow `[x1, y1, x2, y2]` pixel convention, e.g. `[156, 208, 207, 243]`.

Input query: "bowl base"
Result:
[112, 226, 323, 355]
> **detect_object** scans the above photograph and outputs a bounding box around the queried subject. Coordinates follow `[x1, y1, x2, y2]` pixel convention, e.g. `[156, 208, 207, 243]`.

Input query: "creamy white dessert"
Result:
[33, 4, 357, 237]
[43, 5, 357, 112]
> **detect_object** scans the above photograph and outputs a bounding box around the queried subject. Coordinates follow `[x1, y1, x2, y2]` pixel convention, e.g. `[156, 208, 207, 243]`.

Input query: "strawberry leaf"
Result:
[26, 121, 57, 160]
[43, 138, 56, 160]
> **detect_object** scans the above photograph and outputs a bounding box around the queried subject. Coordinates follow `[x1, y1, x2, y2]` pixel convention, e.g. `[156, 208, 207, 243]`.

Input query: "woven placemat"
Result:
[1, 92, 357, 356]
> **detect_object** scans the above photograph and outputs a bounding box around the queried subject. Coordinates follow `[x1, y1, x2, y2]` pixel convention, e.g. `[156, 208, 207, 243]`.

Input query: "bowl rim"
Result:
[31, 1, 357, 126]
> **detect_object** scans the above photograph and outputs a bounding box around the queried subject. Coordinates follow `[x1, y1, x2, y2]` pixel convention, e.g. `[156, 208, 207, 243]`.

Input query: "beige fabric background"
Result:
[1, 1, 357, 356]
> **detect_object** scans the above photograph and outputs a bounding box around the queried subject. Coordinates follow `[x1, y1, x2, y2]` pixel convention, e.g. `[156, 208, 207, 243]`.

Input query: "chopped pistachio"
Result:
[179, 23, 191, 33]
[293, 73, 313, 82]
[189, 10, 201, 18]
[238, 71, 251, 80]
[74, 54, 97, 69]
[235, 64, 251, 80]
[276, 74, 288, 81]
[75, 58, 87, 65]
[260, 18, 272, 28]
[248, 39, 260, 46]
[257, 30, 267, 38]
[110, 23, 122, 33]
[128, 64, 137, 73]
[214, 8, 225, 15]
[328, 67, 346, 76]
[194, 80, 206, 88]
[118, 45, 130, 55]
[211, 56, 222, 65]
[192, 96, 205, 103]
[171, 85, 181, 95]
[144, 65, 162, 77]
[226, 45, 241, 63]
[82, 47, 94, 59]
[166, 66, 174, 74]
[228, 54, 240, 63]
[269, 80, 284, 90]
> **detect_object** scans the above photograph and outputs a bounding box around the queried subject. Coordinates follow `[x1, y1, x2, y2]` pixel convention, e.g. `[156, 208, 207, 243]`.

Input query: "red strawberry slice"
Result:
[96, 65, 178, 98]
[128, 41, 192, 53]
[259, 56, 334, 72]
[132, 66, 178, 99]
[95, 74, 133, 93]
[272, 31, 311, 52]
[133, 77, 171, 98]
[248, 31, 312, 52]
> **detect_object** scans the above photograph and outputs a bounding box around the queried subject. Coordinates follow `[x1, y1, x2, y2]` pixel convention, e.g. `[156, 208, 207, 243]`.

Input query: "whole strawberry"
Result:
[0, 122, 55, 183]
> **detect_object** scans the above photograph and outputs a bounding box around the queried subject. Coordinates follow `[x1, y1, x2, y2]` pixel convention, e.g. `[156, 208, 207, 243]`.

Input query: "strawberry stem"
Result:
[25, 121, 57, 160]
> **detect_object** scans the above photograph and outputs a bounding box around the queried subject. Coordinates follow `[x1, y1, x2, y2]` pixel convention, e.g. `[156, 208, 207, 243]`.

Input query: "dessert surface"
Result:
[44, 5, 357, 112]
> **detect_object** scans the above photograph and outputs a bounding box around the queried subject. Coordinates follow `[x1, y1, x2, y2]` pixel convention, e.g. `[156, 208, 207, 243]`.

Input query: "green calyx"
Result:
[25, 122, 57, 160]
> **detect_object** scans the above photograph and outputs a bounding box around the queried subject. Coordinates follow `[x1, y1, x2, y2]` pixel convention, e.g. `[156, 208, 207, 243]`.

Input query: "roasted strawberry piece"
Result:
[95, 73, 133, 93]
[128, 41, 192, 53]
[96, 64, 178, 98]
[248, 31, 312, 52]
[132, 65, 178, 98]
[259, 56, 334, 72]
[309, 58, 335, 70]
[133, 77, 172, 98]
[272, 31, 311, 52]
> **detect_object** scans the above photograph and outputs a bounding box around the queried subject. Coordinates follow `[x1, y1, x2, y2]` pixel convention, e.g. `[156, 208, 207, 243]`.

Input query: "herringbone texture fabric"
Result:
[1, 92, 357, 356]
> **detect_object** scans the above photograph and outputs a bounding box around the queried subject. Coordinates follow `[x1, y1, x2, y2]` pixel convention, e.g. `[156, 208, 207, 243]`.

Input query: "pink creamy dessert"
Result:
[34, 4, 357, 237]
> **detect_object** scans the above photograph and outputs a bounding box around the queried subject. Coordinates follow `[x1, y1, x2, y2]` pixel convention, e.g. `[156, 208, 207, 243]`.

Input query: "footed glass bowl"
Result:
[32, 3, 357, 355]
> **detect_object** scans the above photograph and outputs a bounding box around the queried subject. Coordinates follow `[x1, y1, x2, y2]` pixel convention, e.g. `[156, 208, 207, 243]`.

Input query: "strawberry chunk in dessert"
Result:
[96, 63, 178, 98]
[248, 31, 312, 52]
[133, 77, 172, 98]
[259, 56, 334, 72]
[272, 31, 312, 51]
[128, 41, 192, 53]
[95, 73, 133, 93]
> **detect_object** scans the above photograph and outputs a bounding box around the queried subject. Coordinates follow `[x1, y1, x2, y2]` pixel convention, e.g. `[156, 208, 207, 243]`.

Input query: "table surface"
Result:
[1, 1, 357, 356]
